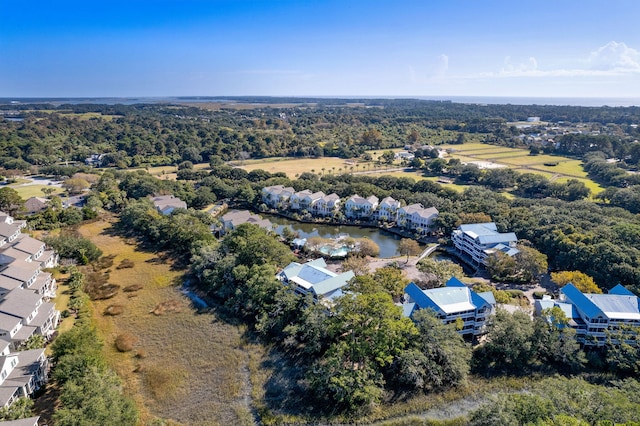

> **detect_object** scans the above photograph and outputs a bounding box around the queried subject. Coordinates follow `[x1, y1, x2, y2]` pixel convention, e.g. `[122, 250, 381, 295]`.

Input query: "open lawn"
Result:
[27, 110, 117, 121]
[10, 184, 64, 200]
[237, 157, 361, 178]
[77, 219, 265, 425]
[472, 150, 531, 159]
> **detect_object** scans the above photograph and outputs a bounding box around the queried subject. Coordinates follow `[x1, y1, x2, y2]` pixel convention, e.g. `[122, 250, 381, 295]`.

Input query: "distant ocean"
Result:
[421, 96, 640, 107]
[1, 96, 639, 107]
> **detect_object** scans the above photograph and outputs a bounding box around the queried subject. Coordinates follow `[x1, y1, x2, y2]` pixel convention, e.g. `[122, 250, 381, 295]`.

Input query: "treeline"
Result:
[3, 101, 640, 171]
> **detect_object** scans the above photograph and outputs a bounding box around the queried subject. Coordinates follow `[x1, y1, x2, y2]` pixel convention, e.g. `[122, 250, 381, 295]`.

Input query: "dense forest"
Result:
[1, 99, 640, 172]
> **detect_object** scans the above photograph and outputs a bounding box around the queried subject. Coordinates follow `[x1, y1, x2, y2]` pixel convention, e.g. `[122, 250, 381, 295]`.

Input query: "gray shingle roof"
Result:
[0, 290, 41, 319]
[0, 223, 19, 239]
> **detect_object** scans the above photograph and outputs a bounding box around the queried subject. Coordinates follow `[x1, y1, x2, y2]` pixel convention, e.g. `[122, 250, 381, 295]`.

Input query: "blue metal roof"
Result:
[446, 277, 466, 287]
[609, 284, 635, 296]
[405, 282, 441, 313]
[561, 283, 604, 319]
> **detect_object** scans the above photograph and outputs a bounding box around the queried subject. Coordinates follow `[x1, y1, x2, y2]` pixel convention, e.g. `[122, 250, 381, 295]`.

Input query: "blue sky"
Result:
[2, 0, 640, 99]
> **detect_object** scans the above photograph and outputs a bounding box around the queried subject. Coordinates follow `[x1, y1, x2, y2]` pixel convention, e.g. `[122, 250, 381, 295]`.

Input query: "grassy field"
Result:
[238, 157, 362, 178]
[439, 143, 603, 195]
[9, 184, 64, 199]
[77, 219, 265, 425]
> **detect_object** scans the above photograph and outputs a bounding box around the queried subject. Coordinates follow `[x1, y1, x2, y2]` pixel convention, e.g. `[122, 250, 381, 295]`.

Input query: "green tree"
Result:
[63, 177, 91, 195]
[473, 309, 536, 375]
[309, 292, 417, 411]
[391, 309, 471, 391]
[417, 258, 464, 288]
[0, 397, 34, 421]
[223, 223, 295, 268]
[534, 307, 586, 372]
[18, 334, 46, 351]
[54, 367, 138, 426]
[340, 255, 370, 276]
[0, 187, 23, 215]
[380, 150, 396, 164]
[398, 238, 421, 263]
[373, 266, 409, 300]
[605, 324, 640, 375]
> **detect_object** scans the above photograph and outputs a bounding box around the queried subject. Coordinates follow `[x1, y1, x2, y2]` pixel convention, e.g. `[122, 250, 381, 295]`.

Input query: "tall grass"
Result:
[77, 218, 268, 425]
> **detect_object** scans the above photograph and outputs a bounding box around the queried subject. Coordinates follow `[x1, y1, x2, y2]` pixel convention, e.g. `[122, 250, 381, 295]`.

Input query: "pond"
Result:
[265, 214, 405, 258]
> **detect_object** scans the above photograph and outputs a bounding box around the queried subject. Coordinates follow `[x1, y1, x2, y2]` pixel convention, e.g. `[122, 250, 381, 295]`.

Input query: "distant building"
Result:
[219, 210, 272, 235]
[397, 203, 438, 234]
[22, 198, 48, 215]
[402, 277, 495, 336]
[452, 222, 518, 265]
[314, 193, 341, 217]
[344, 194, 379, 219]
[261, 185, 296, 209]
[376, 196, 401, 222]
[151, 195, 187, 215]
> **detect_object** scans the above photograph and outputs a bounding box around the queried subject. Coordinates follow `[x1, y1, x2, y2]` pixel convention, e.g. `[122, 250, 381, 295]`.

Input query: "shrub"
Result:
[115, 333, 137, 352]
[116, 259, 135, 269]
[44, 233, 102, 264]
[533, 291, 547, 299]
[103, 305, 124, 316]
[123, 284, 143, 292]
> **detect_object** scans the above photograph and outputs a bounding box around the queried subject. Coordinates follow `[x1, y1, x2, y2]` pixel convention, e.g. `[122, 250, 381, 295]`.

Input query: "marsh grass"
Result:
[77, 218, 267, 425]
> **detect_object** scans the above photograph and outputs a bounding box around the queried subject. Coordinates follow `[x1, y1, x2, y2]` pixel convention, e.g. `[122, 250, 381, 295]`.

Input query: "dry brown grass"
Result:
[77, 218, 269, 425]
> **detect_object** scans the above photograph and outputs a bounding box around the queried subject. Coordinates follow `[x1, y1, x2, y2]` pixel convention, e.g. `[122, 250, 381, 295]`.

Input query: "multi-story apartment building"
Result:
[452, 222, 519, 265]
[403, 277, 496, 336]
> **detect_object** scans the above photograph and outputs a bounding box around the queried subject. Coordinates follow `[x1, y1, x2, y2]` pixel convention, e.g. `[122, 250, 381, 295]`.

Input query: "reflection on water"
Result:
[265, 214, 403, 258]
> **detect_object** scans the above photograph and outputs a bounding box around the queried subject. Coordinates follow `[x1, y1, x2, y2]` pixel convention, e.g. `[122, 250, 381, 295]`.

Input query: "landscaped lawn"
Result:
[11, 184, 64, 199]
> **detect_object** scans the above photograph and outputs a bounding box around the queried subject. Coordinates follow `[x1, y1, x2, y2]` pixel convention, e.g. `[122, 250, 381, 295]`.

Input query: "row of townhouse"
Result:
[536, 283, 640, 347]
[0, 212, 60, 408]
[262, 185, 439, 234]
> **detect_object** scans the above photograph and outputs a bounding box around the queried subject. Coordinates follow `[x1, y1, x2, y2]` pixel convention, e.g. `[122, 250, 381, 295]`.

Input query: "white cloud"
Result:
[434, 54, 449, 77]
[501, 56, 538, 74]
[480, 41, 640, 78]
[586, 41, 640, 72]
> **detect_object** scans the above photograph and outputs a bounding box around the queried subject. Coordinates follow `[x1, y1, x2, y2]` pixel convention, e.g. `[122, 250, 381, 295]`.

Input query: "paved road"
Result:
[12, 177, 63, 188]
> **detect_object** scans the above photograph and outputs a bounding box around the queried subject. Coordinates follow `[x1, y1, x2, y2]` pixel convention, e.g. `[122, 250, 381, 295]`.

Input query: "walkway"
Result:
[417, 244, 440, 262]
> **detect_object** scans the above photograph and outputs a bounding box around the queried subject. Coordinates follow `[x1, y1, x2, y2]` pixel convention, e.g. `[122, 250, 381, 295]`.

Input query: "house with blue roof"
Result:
[554, 283, 640, 346]
[277, 258, 355, 303]
[402, 277, 496, 336]
[452, 222, 519, 265]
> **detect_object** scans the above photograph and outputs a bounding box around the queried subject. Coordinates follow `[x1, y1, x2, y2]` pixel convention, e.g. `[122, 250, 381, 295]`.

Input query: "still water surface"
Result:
[265, 214, 404, 258]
